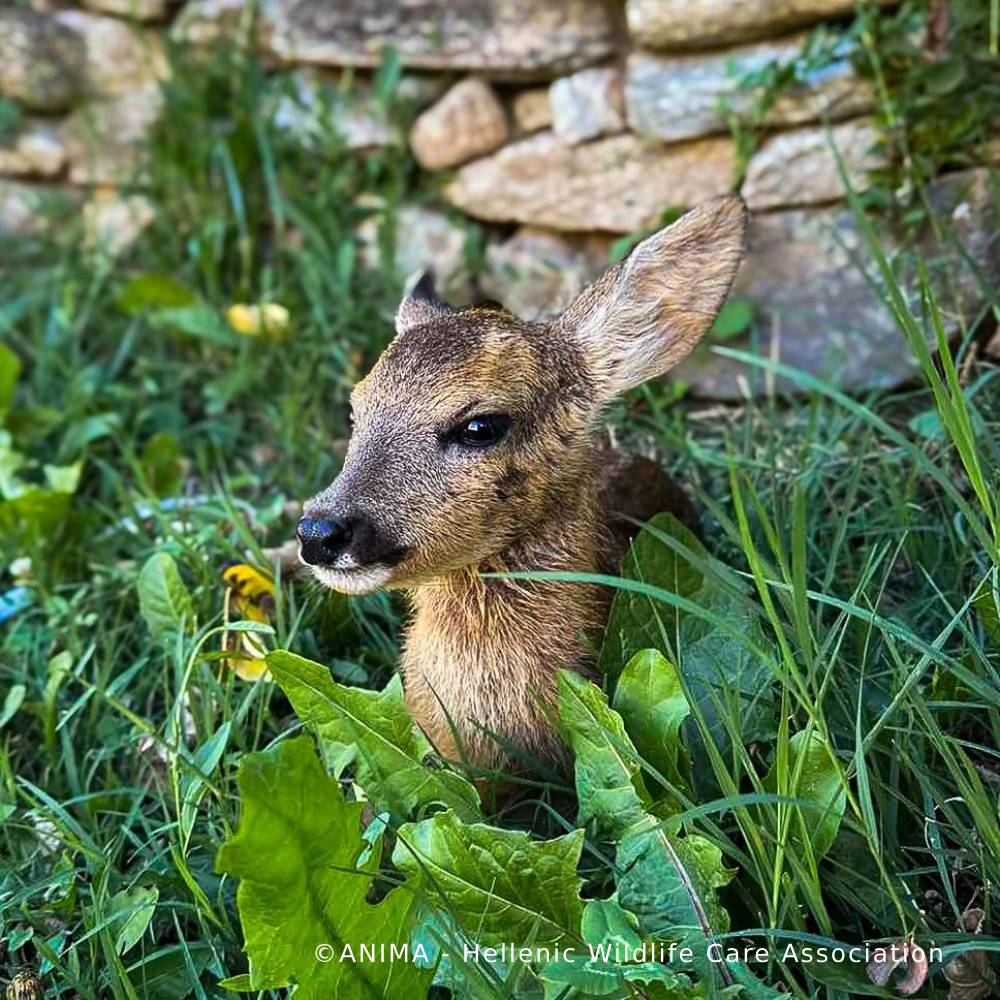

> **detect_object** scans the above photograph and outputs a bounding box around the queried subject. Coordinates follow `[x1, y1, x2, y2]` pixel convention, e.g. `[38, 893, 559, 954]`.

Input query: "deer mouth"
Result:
[309, 561, 396, 595]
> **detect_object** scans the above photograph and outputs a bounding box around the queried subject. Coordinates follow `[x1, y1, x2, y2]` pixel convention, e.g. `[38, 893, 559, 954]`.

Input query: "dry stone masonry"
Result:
[625, 0, 896, 48]
[443, 132, 736, 232]
[2, 0, 997, 396]
[409, 78, 509, 170]
[624, 35, 872, 143]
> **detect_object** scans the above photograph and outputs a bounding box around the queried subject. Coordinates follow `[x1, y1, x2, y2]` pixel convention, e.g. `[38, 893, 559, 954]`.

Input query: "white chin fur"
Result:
[309, 563, 394, 595]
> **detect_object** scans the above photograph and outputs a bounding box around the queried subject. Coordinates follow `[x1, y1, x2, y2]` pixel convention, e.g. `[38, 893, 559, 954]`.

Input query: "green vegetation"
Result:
[723, 0, 1000, 213]
[2, 8, 1000, 1000]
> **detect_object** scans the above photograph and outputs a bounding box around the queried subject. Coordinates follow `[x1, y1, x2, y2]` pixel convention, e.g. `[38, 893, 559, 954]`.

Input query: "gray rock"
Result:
[268, 0, 621, 76]
[0, 9, 85, 112]
[511, 88, 552, 135]
[81, 0, 172, 21]
[626, 35, 871, 143]
[272, 69, 397, 151]
[357, 203, 476, 305]
[0, 120, 67, 178]
[672, 169, 1000, 398]
[175, 0, 621, 75]
[53, 10, 169, 96]
[0, 179, 82, 238]
[409, 78, 508, 171]
[550, 67, 625, 145]
[481, 227, 611, 319]
[742, 118, 884, 210]
[172, 0, 271, 48]
[396, 74, 451, 110]
[61, 90, 163, 185]
[444, 131, 735, 233]
[83, 190, 156, 256]
[626, 0, 895, 50]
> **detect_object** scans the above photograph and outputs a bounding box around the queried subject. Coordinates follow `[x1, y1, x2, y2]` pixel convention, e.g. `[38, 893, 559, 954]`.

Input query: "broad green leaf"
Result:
[710, 299, 754, 341]
[116, 273, 197, 314]
[59, 412, 122, 454]
[0, 489, 72, 549]
[764, 731, 846, 859]
[923, 59, 965, 95]
[126, 942, 211, 1000]
[0, 683, 26, 730]
[599, 515, 703, 683]
[43, 461, 81, 494]
[179, 722, 231, 847]
[907, 408, 944, 440]
[267, 650, 481, 823]
[540, 897, 699, 999]
[0, 342, 21, 415]
[538, 953, 696, 999]
[599, 515, 776, 750]
[0, 432, 27, 499]
[581, 897, 644, 953]
[560, 666, 738, 989]
[557, 669, 650, 839]
[679, 586, 776, 746]
[150, 305, 238, 345]
[617, 823, 733, 962]
[217, 974, 253, 992]
[908, 406, 985, 442]
[559, 668, 742, 990]
[728, 963, 786, 999]
[393, 809, 584, 947]
[408, 906, 519, 999]
[216, 736, 432, 999]
[138, 552, 194, 640]
[43, 650, 72, 749]
[107, 886, 158, 955]
[613, 649, 691, 798]
[141, 431, 184, 497]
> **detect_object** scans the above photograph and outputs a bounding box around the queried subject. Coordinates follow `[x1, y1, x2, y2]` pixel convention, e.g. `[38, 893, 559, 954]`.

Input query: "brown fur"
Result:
[302, 195, 749, 777]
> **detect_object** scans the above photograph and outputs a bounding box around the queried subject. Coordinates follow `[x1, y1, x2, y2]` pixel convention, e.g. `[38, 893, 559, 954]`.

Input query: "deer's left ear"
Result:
[560, 194, 749, 399]
[395, 271, 457, 334]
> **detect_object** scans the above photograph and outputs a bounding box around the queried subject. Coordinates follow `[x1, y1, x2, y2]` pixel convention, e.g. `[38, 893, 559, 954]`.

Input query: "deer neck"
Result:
[409, 487, 604, 645]
[400, 479, 609, 768]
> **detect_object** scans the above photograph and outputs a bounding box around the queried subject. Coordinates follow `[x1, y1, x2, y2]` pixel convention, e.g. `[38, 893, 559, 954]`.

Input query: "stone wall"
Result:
[1, 0, 997, 397]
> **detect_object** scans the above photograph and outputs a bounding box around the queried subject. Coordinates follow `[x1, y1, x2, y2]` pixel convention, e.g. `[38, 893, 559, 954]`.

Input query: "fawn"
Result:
[297, 195, 748, 776]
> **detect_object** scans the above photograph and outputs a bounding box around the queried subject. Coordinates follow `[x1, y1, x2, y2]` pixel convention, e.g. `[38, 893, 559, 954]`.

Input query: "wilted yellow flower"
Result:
[6, 970, 43, 1000]
[226, 303, 291, 340]
[222, 563, 276, 681]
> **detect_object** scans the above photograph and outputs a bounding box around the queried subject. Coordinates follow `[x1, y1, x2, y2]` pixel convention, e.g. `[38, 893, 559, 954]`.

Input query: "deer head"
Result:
[299, 194, 748, 593]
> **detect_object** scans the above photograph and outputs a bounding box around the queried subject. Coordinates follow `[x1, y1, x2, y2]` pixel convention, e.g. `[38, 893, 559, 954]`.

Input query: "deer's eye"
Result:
[454, 413, 510, 449]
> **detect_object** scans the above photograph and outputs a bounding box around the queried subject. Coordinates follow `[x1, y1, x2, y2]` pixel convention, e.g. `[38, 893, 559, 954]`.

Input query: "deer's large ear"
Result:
[560, 195, 748, 399]
[395, 270, 457, 334]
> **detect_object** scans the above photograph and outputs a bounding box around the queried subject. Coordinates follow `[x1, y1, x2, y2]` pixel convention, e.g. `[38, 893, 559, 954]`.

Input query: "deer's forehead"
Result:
[351, 318, 554, 419]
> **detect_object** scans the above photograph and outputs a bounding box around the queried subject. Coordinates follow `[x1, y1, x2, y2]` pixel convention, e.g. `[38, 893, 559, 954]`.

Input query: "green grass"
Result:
[2, 15, 1000, 1000]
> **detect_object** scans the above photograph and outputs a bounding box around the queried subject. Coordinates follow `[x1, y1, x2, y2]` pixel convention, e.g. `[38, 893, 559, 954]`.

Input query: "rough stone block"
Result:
[409, 78, 509, 171]
[742, 118, 884, 210]
[444, 131, 735, 233]
[673, 169, 1000, 397]
[550, 67, 625, 145]
[0, 9, 85, 112]
[626, 36, 871, 143]
[627, 0, 895, 50]
[511, 88, 552, 135]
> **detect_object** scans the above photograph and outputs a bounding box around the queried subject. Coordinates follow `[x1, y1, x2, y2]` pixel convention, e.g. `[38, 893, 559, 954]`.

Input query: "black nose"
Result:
[297, 516, 352, 566]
